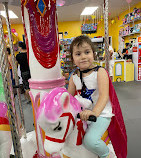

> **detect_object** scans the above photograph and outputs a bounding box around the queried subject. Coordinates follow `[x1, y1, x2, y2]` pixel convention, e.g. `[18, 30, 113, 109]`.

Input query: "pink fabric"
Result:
[0, 102, 8, 118]
[108, 76, 127, 158]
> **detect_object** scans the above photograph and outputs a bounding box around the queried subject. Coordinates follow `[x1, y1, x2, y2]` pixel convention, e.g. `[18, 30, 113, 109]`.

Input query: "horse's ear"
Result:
[60, 92, 70, 111]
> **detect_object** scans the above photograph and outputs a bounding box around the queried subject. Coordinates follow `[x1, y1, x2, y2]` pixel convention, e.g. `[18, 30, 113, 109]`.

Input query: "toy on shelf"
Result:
[60, 38, 74, 88]
[119, 23, 141, 37]
[122, 8, 141, 25]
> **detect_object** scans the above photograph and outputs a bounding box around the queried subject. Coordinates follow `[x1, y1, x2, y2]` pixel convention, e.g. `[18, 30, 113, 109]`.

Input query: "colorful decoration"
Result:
[22, 0, 59, 69]
[122, 8, 141, 25]
[126, 0, 132, 4]
[56, 0, 65, 6]
[4, 30, 18, 45]
[91, 15, 96, 19]
[81, 23, 97, 34]
[111, 20, 115, 24]
[0, 72, 12, 158]
[98, 21, 101, 24]
[36, 0, 46, 17]
[101, 15, 103, 21]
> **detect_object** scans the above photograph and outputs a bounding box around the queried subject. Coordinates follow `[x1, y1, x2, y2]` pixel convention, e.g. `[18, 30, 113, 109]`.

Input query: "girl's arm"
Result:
[68, 75, 76, 96]
[92, 68, 109, 117]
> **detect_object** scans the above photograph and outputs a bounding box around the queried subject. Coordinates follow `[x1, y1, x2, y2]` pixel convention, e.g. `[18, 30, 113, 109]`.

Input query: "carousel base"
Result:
[10, 130, 37, 157]
[10, 130, 117, 158]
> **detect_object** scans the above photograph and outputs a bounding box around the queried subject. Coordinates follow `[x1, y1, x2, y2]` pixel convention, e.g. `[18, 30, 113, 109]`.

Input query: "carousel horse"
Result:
[0, 73, 12, 158]
[0, 102, 12, 158]
[0, 76, 12, 158]
[37, 87, 112, 158]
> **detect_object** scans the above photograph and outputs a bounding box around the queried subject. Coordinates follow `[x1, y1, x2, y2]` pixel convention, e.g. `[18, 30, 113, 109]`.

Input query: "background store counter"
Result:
[94, 59, 134, 82]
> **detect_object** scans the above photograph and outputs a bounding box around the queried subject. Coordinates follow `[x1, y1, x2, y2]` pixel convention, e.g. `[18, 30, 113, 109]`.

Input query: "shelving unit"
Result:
[119, 22, 141, 38]
[122, 31, 141, 38]
[60, 44, 73, 73]
[120, 17, 141, 27]
[60, 38, 74, 88]
[119, 8, 141, 38]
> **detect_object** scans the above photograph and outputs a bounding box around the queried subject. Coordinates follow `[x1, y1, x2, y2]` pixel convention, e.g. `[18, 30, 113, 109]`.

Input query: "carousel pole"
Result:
[0, 16, 23, 158]
[3, 2, 27, 138]
[103, 0, 109, 72]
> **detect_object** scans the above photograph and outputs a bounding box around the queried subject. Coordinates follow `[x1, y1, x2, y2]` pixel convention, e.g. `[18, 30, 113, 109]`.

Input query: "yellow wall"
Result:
[3, 24, 24, 42]
[58, 20, 105, 39]
[58, 2, 141, 51]
[3, 2, 141, 50]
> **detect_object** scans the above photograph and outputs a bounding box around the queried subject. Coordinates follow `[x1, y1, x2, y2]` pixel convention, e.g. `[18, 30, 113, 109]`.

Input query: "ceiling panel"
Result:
[0, 0, 140, 24]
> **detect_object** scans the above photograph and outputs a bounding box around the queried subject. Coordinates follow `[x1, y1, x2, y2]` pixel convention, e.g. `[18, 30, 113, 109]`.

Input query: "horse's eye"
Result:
[58, 126, 62, 131]
[53, 121, 62, 131]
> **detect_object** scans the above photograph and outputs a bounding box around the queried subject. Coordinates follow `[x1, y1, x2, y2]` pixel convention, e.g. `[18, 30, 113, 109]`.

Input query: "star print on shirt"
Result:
[77, 88, 96, 103]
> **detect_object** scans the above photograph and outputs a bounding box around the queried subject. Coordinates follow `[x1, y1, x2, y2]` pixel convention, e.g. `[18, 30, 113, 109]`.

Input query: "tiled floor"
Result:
[113, 81, 141, 158]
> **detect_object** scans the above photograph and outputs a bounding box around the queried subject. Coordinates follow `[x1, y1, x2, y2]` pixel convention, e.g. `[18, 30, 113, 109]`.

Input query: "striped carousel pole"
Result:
[103, 0, 110, 72]
[3, 2, 27, 138]
[0, 16, 23, 158]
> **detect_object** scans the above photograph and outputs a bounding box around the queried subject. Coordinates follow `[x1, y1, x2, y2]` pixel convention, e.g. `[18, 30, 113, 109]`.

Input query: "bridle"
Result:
[45, 112, 75, 143]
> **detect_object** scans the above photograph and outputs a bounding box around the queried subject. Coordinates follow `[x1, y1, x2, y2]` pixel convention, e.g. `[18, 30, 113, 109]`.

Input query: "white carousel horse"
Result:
[37, 87, 102, 158]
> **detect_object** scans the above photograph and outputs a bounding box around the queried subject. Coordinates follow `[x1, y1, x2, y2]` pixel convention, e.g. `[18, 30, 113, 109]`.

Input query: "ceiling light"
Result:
[0, 10, 18, 19]
[81, 7, 98, 15]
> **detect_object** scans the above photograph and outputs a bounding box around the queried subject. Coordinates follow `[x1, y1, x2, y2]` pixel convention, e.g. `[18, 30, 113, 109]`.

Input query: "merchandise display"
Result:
[119, 7, 141, 37]
[122, 8, 141, 25]
[60, 38, 74, 88]
[81, 23, 97, 34]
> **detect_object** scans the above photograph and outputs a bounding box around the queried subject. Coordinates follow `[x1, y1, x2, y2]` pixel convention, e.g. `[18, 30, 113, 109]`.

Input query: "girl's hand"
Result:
[80, 110, 96, 121]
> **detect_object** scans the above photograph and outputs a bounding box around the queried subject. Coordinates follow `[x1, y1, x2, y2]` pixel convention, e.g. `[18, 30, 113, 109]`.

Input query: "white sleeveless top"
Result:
[73, 71, 114, 118]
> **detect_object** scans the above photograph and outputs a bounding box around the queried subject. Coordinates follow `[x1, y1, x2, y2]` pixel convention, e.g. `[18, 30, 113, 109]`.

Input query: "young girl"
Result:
[68, 35, 127, 158]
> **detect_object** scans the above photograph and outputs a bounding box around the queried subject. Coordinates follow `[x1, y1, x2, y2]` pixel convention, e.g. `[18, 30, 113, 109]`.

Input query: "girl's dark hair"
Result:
[70, 35, 95, 61]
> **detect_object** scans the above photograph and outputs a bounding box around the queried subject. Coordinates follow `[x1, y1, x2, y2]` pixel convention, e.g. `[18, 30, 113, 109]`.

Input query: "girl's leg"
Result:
[83, 117, 111, 158]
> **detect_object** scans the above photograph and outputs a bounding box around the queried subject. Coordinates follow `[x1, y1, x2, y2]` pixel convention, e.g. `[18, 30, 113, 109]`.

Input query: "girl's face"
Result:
[72, 42, 94, 71]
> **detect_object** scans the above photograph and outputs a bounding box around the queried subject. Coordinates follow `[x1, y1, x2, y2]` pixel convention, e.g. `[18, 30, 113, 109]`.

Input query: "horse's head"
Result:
[37, 87, 82, 155]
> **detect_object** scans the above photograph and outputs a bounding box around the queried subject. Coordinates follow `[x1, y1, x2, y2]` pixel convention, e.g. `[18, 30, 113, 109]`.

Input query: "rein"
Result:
[45, 112, 85, 146]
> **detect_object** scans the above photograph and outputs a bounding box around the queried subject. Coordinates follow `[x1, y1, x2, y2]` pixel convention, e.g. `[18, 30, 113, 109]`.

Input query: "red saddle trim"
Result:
[0, 117, 9, 125]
